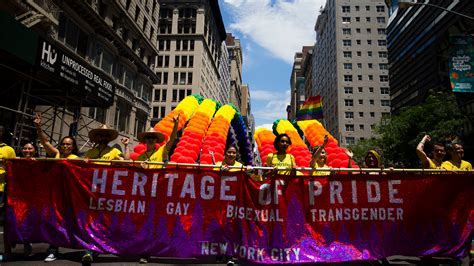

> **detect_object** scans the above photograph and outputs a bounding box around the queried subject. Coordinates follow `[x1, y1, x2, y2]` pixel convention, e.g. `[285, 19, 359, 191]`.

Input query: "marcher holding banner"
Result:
[85, 125, 127, 162]
[416, 135, 445, 169]
[309, 135, 330, 176]
[364, 149, 384, 174]
[136, 115, 179, 170]
[265, 134, 296, 176]
[34, 113, 79, 159]
[215, 145, 243, 171]
[441, 142, 472, 171]
[0, 126, 15, 195]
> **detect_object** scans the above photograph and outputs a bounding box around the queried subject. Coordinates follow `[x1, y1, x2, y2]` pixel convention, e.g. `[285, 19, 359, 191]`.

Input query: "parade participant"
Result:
[34, 113, 79, 159]
[0, 126, 15, 195]
[215, 145, 243, 171]
[82, 125, 128, 264]
[265, 133, 296, 175]
[309, 135, 330, 176]
[21, 142, 37, 158]
[33, 114, 80, 262]
[85, 125, 128, 161]
[441, 142, 472, 171]
[416, 134, 445, 169]
[364, 149, 385, 175]
[136, 115, 179, 170]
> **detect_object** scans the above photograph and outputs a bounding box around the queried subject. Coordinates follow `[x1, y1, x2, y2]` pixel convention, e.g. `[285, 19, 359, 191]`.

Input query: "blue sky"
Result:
[218, 0, 326, 129]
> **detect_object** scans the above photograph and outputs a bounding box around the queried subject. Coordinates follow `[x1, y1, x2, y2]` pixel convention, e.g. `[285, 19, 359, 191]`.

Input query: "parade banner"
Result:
[6, 160, 474, 263]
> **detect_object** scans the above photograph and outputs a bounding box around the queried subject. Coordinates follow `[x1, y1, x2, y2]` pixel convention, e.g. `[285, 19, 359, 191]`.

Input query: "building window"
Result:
[377, 17, 386, 23]
[343, 63, 352, 70]
[382, 112, 390, 118]
[343, 28, 351, 35]
[344, 87, 353, 94]
[346, 137, 355, 145]
[380, 75, 389, 82]
[370, 112, 375, 117]
[188, 72, 193, 84]
[381, 87, 389, 94]
[381, 100, 390, 106]
[368, 75, 373, 81]
[356, 28, 361, 33]
[368, 51, 373, 57]
[359, 124, 365, 130]
[342, 6, 350, 12]
[345, 124, 354, 132]
[114, 100, 131, 133]
[371, 124, 376, 130]
[152, 107, 159, 118]
[357, 63, 362, 68]
[368, 63, 373, 69]
[160, 106, 166, 118]
[89, 107, 107, 124]
[379, 63, 388, 70]
[366, 17, 371, 22]
[359, 112, 364, 117]
[344, 75, 353, 82]
[345, 99, 353, 106]
[357, 75, 362, 81]
[369, 87, 374, 93]
[378, 28, 386, 35]
[366, 5, 371, 11]
[343, 51, 352, 58]
[376, 6, 385, 12]
[379, 51, 388, 58]
[367, 40, 372, 45]
[370, 99, 374, 105]
[343, 40, 352, 46]
[356, 39, 361, 45]
[154, 89, 160, 101]
[172, 89, 178, 102]
[357, 51, 361, 56]
[356, 17, 360, 22]
[58, 14, 89, 58]
[367, 28, 372, 34]
[342, 17, 351, 23]
[358, 99, 363, 105]
[355, 6, 360, 11]
[378, 40, 387, 46]
[345, 112, 354, 118]
[161, 89, 167, 102]
[358, 87, 363, 93]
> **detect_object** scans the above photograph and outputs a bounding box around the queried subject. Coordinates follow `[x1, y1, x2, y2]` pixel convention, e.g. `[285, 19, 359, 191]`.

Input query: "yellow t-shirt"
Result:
[265, 153, 296, 175]
[136, 146, 165, 169]
[55, 153, 79, 159]
[310, 162, 330, 176]
[0, 143, 16, 192]
[441, 160, 472, 171]
[428, 159, 442, 169]
[215, 161, 243, 171]
[86, 146, 123, 165]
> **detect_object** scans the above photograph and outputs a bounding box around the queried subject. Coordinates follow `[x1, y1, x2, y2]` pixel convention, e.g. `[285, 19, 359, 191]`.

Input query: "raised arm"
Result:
[33, 113, 59, 157]
[310, 135, 328, 167]
[416, 135, 431, 168]
[121, 137, 130, 160]
[162, 114, 180, 160]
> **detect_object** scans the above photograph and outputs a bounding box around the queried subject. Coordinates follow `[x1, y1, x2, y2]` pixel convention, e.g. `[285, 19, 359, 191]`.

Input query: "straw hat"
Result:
[89, 125, 119, 143]
[138, 128, 165, 143]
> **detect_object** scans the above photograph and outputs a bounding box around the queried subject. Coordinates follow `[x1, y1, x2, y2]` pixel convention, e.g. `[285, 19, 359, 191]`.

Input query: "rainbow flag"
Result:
[296, 95, 323, 120]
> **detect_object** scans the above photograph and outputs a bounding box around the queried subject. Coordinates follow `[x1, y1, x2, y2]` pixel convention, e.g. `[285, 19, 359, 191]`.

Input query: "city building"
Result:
[226, 33, 243, 112]
[288, 46, 313, 120]
[218, 41, 231, 105]
[0, 0, 159, 153]
[385, 0, 474, 159]
[151, 0, 227, 124]
[312, 0, 390, 145]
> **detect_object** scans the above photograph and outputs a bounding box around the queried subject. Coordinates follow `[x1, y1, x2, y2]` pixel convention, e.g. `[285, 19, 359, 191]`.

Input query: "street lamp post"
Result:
[398, 0, 474, 20]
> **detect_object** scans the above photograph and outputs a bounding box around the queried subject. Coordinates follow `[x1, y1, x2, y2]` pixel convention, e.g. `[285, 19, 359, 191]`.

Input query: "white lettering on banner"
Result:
[310, 207, 404, 222]
[200, 175, 214, 200]
[226, 205, 284, 222]
[220, 175, 236, 201]
[165, 173, 236, 201]
[89, 197, 145, 214]
[112, 171, 127, 195]
[132, 172, 147, 196]
[308, 179, 404, 205]
[92, 169, 107, 193]
[180, 174, 196, 199]
[166, 202, 190, 215]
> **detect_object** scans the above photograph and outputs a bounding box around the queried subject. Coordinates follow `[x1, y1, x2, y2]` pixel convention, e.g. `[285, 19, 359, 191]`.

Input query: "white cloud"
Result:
[251, 89, 290, 123]
[223, 0, 325, 64]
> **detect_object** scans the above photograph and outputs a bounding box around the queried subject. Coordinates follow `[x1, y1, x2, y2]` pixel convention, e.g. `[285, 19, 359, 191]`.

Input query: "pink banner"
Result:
[6, 160, 474, 263]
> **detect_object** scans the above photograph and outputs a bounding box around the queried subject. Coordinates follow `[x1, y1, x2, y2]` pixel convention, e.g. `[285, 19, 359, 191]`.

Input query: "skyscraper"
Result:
[312, 0, 390, 146]
[151, 0, 226, 124]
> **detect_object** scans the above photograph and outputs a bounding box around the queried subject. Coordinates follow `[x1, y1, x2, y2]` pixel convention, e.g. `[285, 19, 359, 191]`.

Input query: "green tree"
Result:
[350, 91, 467, 167]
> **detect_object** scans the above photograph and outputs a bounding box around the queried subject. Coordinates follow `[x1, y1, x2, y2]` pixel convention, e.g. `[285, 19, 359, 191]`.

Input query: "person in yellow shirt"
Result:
[265, 133, 296, 176]
[0, 126, 16, 194]
[215, 145, 243, 171]
[416, 135, 445, 169]
[441, 142, 472, 171]
[309, 135, 330, 176]
[85, 125, 127, 161]
[136, 115, 179, 170]
[34, 113, 79, 160]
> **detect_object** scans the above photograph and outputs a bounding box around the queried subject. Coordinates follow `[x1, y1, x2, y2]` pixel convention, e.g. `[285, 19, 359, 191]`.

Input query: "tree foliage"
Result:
[349, 91, 467, 167]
